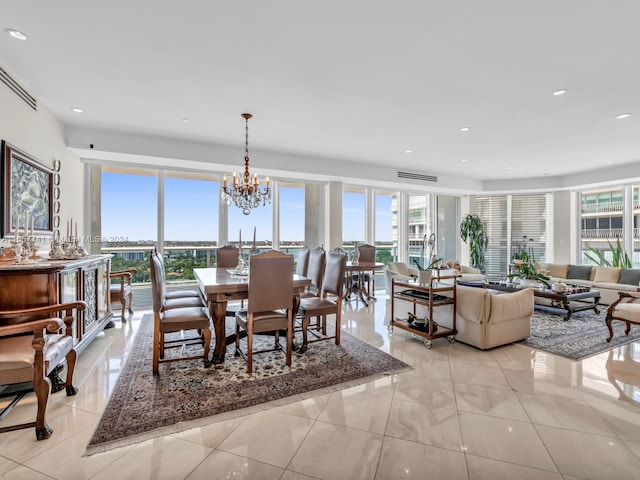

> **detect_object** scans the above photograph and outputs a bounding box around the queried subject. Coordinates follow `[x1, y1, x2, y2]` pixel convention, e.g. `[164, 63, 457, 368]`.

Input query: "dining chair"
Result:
[151, 248, 203, 302]
[150, 251, 211, 374]
[216, 245, 240, 268]
[0, 301, 86, 440]
[295, 246, 310, 277]
[109, 267, 137, 322]
[300, 247, 325, 299]
[234, 250, 294, 374]
[298, 248, 347, 353]
[356, 243, 376, 296]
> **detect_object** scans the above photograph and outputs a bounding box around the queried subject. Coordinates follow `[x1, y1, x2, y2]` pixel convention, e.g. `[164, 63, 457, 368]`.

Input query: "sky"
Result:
[101, 173, 393, 243]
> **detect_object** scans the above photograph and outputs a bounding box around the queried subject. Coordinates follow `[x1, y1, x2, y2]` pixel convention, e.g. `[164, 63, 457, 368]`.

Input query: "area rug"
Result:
[519, 307, 640, 360]
[85, 315, 411, 455]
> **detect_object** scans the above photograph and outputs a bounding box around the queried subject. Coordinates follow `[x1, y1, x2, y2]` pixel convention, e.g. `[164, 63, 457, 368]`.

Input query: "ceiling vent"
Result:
[397, 171, 438, 183]
[0, 65, 37, 110]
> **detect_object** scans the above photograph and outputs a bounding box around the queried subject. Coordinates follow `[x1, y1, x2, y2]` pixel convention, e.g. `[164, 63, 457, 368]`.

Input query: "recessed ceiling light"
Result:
[404, 150, 412, 154]
[552, 89, 567, 96]
[71, 107, 83, 113]
[6, 29, 27, 41]
[615, 113, 631, 119]
[460, 127, 470, 132]
[607, 161, 613, 164]
[460, 159, 468, 163]
[181, 118, 189, 122]
[506, 166, 512, 170]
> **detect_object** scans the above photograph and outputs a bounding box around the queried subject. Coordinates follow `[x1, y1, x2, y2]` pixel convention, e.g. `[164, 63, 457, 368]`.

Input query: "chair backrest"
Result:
[217, 245, 240, 268]
[306, 247, 326, 291]
[149, 250, 166, 313]
[357, 243, 376, 263]
[323, 249, 347, 297]
[248, 250, 294, 313]
[295, 246, 310, 276]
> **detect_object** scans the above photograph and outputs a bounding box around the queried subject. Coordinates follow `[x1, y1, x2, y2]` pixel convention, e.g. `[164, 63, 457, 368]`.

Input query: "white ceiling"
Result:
[1, 0, 640, 189]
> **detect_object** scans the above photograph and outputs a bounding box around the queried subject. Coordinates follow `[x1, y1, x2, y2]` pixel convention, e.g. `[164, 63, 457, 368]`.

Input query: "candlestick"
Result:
[75, 222, 78, 239]
[67, 220, 70, 238]
[239, 229, 241, 246]
[31, 217, 35, 237]
[253, 227, 256, 250]
[14, 212, 19, 241]
[24, 209, 29, 238]
[223, 175, 227, 188]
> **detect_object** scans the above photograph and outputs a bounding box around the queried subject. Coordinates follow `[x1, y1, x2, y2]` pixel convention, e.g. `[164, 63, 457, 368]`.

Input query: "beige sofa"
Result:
[538, 263, 640, 305]
[384, 262, 419, 294]
[395, 285, 534, 350]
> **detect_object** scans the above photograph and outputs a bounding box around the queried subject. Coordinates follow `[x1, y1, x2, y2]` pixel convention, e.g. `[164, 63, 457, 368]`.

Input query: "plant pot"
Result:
[418, 270, 432, 285]
[520, 279, 539, 288]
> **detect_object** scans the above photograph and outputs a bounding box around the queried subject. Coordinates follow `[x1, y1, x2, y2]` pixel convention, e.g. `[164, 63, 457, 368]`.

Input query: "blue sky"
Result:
[102, 173, 392, 242]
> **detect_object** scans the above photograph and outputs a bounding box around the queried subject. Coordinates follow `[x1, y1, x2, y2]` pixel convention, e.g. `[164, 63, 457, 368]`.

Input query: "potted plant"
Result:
[584, 237, 632, 268]
[460, 214, 489, 273]
[508, 262, 551, 288]
[511, 235, 533, 265]
[412, 257, 442, 284]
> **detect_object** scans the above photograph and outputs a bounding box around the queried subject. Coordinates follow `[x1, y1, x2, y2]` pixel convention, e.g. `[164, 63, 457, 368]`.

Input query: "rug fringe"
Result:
[83, 364, 412, 457]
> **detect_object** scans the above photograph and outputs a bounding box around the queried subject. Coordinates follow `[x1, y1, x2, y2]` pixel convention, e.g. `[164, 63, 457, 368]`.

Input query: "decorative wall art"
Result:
[1, 141, 54, 238]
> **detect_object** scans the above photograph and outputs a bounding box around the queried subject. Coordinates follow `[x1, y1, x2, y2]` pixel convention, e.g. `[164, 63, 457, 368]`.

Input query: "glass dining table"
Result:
[193, 267, 311, 364]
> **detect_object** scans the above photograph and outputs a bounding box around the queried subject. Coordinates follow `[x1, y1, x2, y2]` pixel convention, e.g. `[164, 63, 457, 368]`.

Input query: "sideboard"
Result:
[0, 254, 113, 354]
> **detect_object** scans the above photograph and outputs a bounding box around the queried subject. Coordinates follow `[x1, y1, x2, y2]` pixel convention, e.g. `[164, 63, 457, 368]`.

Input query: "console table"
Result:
[0, 254, 113, 354]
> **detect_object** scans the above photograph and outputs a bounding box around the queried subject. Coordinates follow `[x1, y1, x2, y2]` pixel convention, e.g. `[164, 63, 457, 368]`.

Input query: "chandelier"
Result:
[220, 113, 271, 215]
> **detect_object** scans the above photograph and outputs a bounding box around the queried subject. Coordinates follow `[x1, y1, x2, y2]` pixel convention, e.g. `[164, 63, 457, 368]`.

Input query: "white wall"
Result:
[0, 82, 83, 248]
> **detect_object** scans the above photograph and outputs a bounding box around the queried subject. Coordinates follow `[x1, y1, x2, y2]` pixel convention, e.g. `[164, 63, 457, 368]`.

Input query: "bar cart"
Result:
[389, 274, 457, 349]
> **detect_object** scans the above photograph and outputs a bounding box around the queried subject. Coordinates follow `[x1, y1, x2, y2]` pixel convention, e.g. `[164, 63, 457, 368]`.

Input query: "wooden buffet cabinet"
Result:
[0, 254, 113, 354]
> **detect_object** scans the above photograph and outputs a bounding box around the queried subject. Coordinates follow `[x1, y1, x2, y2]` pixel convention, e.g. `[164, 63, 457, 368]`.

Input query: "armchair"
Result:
[384, 262, 418, 294]
[0, 301, 86, 440]
[110, 267, 137, 321]
[605, 290, 640, 342]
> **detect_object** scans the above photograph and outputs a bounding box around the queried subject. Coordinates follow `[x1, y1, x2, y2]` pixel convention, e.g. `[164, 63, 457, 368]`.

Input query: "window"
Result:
[374, 190, 396, 264]
[343, 187, 365, 256]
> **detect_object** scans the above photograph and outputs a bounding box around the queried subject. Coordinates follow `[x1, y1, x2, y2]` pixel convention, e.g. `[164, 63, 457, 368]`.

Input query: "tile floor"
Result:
[2, 293, 640, 479]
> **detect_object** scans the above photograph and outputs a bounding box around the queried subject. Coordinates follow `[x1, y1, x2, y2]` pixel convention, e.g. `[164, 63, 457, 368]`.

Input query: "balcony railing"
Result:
[581, 202, 623, 214]
[580, 228, 624, 239]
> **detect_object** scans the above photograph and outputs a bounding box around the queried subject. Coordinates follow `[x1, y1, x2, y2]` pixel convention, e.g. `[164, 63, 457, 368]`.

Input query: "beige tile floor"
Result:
[2, 293, 640, 479]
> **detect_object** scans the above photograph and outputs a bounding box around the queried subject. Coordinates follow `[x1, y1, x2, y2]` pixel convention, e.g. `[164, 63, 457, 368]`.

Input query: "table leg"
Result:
[209, 301, 228, 364]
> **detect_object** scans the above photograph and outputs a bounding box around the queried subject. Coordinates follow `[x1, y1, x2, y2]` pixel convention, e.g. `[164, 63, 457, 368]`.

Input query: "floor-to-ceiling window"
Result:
[163, 172, 219, 281]
[475, 193, 549, 276]
[279, 181, 305, 265]
[101, 167, 158, 283]
[343, 186, 365, 258]
[407, 193, 434, 269]
[374, 190, 396, 264]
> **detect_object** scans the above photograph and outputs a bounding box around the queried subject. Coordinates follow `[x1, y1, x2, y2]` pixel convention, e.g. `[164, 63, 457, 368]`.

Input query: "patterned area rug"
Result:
[86, 315, 410, 455]
[519, 307, 640, 360]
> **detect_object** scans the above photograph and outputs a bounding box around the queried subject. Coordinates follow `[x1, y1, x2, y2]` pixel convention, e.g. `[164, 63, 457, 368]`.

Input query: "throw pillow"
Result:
[546, 263, 569, 279]
[592, 266, 623, 284]
[567, 265, 593, 281]
[619, 269, 640, 286]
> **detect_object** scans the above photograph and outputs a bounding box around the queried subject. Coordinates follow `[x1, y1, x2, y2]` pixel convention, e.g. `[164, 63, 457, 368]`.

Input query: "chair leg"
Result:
[300, 315, 310, 354]
[153, 320, 160, 374]
[625, 321, 632, 336]
[606, 315, 614, 342]
[335, 308, 342, 346]
[127, 291, 134, 314]
[202, 328, 211, 368]
[120, 296, 126, 317]
[65, 349, 79, 396]
[286, 312, 293, 367]
[33, 375, 53, 440]
[247, 323, 253, 374]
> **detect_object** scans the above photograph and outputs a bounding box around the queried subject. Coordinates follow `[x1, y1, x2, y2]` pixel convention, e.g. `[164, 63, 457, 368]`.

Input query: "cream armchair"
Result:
[384, 262, 418, 294]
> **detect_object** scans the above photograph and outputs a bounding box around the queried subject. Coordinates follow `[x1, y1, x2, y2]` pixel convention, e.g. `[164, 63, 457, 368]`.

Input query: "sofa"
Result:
[384, 262, 419, 294]
[537, 263, 640, 305]
[394, 284, 534, 350]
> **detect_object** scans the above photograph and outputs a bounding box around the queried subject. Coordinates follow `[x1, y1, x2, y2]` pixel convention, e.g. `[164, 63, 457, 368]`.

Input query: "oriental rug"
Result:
[519, 307, 640, 360]
[86, 315, 410, 455]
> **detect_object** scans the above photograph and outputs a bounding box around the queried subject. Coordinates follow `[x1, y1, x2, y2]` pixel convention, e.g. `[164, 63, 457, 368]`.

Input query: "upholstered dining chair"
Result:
[300, 247, 325, 299]
[216, 245, 240, 268]
[298, 248, 347, 353]
[234, 250, 294, 374]
[0, 301, 86, 440]
[605, 290, 640, 342]
[356, 243, 376, 296]
[109, 267, 136, 322]
[151, 248, 204, 306]
[295, 246, 310, 277]
[150, 251, 211, 374]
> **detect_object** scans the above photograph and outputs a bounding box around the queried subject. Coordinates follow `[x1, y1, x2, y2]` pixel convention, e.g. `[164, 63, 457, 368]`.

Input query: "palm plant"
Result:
[584, 237, 632, 268]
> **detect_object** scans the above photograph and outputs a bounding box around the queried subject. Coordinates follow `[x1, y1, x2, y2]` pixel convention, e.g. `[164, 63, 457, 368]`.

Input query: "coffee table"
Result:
[485, 282, 600, 321]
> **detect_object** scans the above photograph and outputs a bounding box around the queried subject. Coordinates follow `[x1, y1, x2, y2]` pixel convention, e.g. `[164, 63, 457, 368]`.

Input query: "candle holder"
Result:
[12, 236, 37, 264]
[48, 236, 88, 260]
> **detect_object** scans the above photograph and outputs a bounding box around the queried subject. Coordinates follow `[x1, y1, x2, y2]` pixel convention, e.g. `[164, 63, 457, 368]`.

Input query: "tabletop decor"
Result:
[85, 314, 411, 455]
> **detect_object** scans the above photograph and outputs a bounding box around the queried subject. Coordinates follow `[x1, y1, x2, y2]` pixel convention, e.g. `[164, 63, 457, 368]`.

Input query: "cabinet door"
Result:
[96, 259, 109, 321]
[82, 267, 98, 332]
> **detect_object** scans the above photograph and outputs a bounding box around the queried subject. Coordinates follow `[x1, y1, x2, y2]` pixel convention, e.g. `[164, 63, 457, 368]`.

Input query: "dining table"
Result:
[193, 267, 311, 364]
[344, 261, 384, 306]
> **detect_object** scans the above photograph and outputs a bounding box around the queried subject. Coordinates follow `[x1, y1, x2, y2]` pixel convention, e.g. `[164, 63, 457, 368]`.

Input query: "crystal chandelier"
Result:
[220, 113, 271, 215]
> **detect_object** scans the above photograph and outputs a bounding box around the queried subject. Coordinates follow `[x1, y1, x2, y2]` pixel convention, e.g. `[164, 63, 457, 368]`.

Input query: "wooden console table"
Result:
[0, 254, 113, 354]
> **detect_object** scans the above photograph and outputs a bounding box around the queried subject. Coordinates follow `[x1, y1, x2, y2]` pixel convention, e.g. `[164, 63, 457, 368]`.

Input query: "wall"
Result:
[0, 79, 83, 249]
[552, 190, 572, 263]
